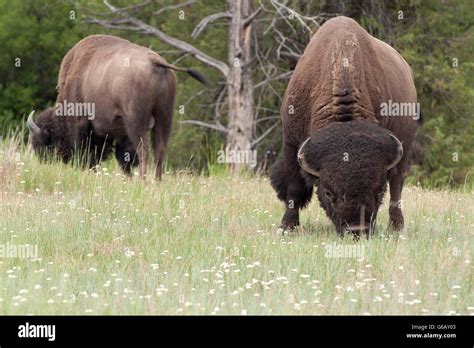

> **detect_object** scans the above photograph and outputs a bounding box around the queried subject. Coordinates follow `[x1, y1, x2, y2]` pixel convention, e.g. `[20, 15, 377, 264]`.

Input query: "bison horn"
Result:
[27, 111, 41, 135]
[297, 137, 320, 177]
[386, 134, 403, 171]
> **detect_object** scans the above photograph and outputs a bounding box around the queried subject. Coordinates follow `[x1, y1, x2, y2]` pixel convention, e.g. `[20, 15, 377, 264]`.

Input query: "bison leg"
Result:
[123, 108, 151, 180]
[136, 136, 148, 181]
[152, 126, 168, 180]
[388, 167, 405, 230]
[152, 80, 174, 180]
[151, 108, 172, 181]
[270, 144, 313, 234]
[118, 133, 147, 180]
[115, 138, 139, 176]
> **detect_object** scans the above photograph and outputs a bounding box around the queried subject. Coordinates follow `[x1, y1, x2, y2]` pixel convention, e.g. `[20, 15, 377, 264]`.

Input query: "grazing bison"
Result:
[27, 34, 206, 179]
[270, 16, 421, 236]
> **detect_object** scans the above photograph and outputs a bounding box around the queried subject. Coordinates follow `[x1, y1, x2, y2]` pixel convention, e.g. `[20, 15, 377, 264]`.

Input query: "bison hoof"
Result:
[389, 215, 404, 231]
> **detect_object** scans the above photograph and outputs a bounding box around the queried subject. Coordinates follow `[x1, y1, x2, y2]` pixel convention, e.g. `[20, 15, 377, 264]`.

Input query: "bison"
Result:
[27, 34, 206, 179]
[270, 16, 421, 236]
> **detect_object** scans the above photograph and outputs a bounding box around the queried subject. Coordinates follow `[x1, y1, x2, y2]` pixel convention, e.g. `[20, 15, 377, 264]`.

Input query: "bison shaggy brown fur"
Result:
[28, 34, 206, 179]
[271, 16, 421, 236]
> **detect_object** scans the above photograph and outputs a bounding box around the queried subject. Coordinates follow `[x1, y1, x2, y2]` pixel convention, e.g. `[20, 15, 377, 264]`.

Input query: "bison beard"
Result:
[302, 121, 400, 235]
[271, 16, 420, 236]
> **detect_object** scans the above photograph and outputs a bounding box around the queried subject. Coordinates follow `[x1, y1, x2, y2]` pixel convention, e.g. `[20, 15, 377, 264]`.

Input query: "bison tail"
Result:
[150, 54, 207, 85]
[186, 69, 207, 85]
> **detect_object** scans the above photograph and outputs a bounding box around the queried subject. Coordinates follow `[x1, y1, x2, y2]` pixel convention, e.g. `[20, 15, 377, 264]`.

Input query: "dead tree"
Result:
[84, 0, 332, 171]
[85, 0, 263, 171]
[226, 0, 256, 169]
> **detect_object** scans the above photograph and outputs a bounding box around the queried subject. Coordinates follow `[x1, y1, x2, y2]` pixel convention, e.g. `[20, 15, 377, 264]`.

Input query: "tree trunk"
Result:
[226, 0, 255, 172]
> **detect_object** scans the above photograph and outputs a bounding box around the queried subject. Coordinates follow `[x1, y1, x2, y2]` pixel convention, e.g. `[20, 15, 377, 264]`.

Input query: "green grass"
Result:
[0, 137, 473, 315]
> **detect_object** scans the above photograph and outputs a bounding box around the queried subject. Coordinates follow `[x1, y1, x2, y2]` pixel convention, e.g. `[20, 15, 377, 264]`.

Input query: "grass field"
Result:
[0, 137, 473, 315]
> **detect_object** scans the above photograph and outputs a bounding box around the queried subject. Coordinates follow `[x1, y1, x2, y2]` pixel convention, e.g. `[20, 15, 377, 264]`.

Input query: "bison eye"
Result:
[324, 189, 334, 202]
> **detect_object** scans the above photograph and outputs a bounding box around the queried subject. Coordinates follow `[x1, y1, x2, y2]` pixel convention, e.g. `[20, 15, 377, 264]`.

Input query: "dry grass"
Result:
[0, 136, 472, 315]
[0, 136, 22, 189]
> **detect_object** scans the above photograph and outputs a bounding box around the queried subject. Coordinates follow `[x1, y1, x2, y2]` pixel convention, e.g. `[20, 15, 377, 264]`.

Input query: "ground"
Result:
[0, 138, 473, 315]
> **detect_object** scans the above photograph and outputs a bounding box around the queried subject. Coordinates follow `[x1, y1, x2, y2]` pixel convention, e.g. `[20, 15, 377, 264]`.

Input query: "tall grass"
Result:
[0, 135, 472, 314]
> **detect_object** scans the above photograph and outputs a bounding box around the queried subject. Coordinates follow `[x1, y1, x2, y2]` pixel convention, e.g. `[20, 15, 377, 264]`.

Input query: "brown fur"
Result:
[30, 34, 204, 179]
[271, 17, 420, 235]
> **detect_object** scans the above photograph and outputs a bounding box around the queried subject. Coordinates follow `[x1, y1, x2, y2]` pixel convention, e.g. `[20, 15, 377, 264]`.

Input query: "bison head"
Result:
[27, 108, 71, 162]
[297, 120, 403, 236]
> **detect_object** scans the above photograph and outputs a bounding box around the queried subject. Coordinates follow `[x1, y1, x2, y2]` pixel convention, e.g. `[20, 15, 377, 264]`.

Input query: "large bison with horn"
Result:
[270, 17, 421, 236]
[27, 34, 206, 179]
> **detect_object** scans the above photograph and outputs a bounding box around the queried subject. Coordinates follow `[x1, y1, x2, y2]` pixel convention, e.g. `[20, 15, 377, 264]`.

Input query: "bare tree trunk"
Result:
[226, 0, 255, 172]
[86, 0, 281, 172]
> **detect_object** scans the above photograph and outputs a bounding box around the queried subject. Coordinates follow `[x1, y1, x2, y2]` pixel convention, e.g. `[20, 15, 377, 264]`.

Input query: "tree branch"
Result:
[128, 17, 229, 76]
[82, 0, 150, 16]
[270, 0, 322, 34]
[84, 17, 142, 32]
[253, 70, 292, 89]
[179, 120, 228, 133]
[191, 12, 232, 38]
[243, 6, 263, 27]
[153, 0, 196, 17]
[214, 84, 227, 123]
[172, 52, 192, 65]
[86, 0, 230, 77]
[251, 120, 280, 147]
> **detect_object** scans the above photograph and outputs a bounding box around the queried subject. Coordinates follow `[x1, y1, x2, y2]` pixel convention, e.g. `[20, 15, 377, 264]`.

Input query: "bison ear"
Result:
[385, 134, 403, 171]
[297, 137, 321, 177]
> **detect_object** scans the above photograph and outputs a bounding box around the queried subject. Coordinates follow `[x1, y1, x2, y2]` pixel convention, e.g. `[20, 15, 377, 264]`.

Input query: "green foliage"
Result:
[0, 0, 472, 188]
[388, 0, 474, 188]
[0, 0, 88, 131]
